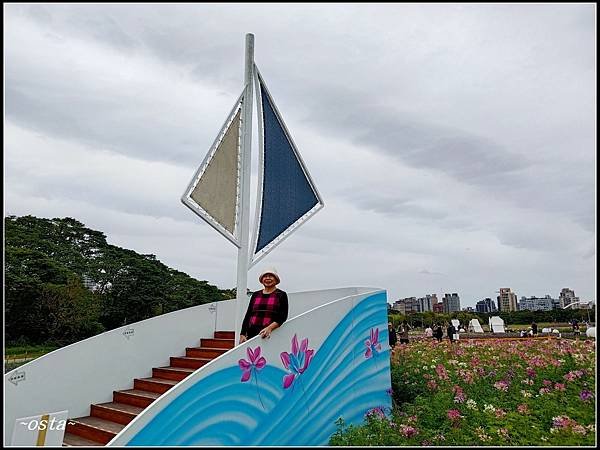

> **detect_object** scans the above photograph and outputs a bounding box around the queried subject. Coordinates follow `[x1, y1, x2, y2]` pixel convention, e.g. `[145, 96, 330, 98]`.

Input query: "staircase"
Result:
[62, 331, 235, 446]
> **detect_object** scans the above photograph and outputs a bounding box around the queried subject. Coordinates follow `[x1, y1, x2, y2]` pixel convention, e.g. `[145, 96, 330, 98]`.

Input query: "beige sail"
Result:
[190, 108, 241, 236]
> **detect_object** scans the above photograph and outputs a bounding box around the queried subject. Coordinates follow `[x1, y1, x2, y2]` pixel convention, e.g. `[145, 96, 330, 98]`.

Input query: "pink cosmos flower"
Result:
[458, 370, 474, 384]
[447, 409, 462, 421]
[552, 415, 574, 428]
[435, 364, 449, 381]
[399, 424, 418, 438]
[554, 383, 566, 391]
[280, 334, 315, 389]
[238, 346, 266, 382]
[517, 404, 529, 414]
[564, 371, 577, 382]
[365, 407, 386, 419]
[453, 385, 466, 403]
[427, 380, 438, 390]
[494, 380, 509, 392]
[364, 328, 382, 359]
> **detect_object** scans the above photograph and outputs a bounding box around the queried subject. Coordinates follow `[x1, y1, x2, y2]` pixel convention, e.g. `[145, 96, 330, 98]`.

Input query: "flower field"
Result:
[330, 337, 596, 446]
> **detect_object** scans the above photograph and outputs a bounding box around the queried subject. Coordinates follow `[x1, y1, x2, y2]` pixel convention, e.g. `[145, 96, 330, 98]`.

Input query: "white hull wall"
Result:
[109, 287, 391, 446]
[4, 286, 381, 446]
[4, 299, 236, 445]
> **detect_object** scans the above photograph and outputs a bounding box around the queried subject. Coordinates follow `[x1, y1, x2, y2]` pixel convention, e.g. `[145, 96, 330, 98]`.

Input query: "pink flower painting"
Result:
[238, 346, 267, 409]
[280, 334, 315, 389]
[238, 346, 267, 382]
[364, 327, 382, 359]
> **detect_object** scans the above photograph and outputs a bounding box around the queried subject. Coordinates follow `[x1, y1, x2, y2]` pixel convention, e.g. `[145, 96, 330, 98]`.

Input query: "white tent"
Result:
[489, 316, 505, 333]
[468, 318, 484, 333]
[586, 326, 595, 339]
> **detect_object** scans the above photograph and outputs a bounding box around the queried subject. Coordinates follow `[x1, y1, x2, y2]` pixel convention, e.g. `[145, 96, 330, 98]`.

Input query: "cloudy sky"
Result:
[4, 4, 596, 307]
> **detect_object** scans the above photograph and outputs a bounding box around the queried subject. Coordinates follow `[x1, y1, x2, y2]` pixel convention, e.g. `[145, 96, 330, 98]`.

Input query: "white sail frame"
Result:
[181, 90, 245, 248]
[249, 65, 324, 268]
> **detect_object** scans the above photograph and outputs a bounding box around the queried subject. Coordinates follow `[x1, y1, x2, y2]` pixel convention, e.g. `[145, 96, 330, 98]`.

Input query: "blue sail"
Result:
[251, 67, 323, 265]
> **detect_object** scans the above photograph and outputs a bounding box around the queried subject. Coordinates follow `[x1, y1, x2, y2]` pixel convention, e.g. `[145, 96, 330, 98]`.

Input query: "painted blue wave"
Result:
[127, 292, 391, 446]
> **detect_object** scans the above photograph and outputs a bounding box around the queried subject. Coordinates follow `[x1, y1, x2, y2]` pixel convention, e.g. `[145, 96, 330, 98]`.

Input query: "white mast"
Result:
[234, 34, 254, 345]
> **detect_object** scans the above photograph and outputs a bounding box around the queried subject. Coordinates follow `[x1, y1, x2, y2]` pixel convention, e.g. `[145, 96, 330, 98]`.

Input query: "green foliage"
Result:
[5, 345, 59, 356]
[5, 215, 232, 347]
[390, 363, 427, 407]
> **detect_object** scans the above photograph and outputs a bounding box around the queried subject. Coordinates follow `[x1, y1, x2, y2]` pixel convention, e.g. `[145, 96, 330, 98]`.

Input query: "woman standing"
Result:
[239, 268, 289, 344]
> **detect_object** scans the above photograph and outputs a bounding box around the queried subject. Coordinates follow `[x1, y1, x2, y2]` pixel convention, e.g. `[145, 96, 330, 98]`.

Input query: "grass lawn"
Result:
[4, 345, 59, 373]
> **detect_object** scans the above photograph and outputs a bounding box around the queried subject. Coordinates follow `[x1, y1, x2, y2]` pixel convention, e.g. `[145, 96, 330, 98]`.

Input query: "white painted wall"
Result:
[4, 286, 379, 446]
[107, 288, 384, 446]
[4, 299, 236, 446]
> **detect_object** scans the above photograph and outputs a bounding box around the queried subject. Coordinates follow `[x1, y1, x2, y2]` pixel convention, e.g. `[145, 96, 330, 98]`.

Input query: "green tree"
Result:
[5, 215, 233, 346]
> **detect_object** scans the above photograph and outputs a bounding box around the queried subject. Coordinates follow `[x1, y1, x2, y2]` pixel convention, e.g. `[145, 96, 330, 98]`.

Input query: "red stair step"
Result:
[66, 416, 125, 445]
[170, 356, 212, 369]
[186, 347, 228, 359]
[62, 432, 103, 446]
[214, 330, 235, 339]
[113, 389, 161, 408]
[133, 377, 178, 394]
[90, 402, 144, 425]
[200, 338, 235, 349]
[152, 366, 195, 381]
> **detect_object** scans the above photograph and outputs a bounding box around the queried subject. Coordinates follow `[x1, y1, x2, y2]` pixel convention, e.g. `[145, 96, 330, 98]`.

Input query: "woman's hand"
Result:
[259, 327, 271, 339]
[239, 334, 247, 344]
[259, 322, 279, 339]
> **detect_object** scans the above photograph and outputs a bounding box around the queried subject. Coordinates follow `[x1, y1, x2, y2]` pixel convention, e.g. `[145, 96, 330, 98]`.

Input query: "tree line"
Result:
[5, 215, 236, 347]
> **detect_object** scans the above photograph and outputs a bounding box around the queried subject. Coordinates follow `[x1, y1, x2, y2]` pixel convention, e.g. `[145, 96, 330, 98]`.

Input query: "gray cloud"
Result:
[350, 192, 448, 221]
[321, 102, 530, 181]
[419, 269, 445, 276]
[4, 3, 596, 305]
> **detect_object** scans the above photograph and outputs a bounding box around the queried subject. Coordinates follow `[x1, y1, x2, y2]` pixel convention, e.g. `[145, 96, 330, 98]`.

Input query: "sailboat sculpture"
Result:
[181, 34, 324, 342]
[4, 35, 391, 449]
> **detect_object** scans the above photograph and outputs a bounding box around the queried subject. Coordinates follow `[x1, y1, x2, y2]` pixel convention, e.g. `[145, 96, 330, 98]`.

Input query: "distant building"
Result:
[392, 299, 404, 314]
[442, 293, 460, 313]
[462, 306, 474, 312]
[430, 294, 438, 305]
[497, 288, 518, 312]
[576, 301, 594, 310]
[392, 297, 419, 315]
[518, 295, 555, 311]
[559, 288, 579, 309]
[433, 302, 444, 313]
[405, 297, 419, 314]
[417, 294, 436, 312]
[476, 298, 497, 313]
